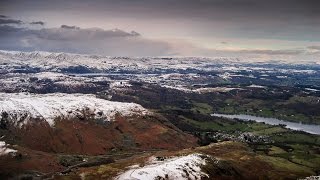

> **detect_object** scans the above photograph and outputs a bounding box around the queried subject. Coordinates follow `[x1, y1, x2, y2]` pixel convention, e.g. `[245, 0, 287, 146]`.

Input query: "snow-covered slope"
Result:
[0, 93, 149, 127]
[299, 175, 320, 180]
[116, 153, 209, 180]
[0, 140, 17, 156]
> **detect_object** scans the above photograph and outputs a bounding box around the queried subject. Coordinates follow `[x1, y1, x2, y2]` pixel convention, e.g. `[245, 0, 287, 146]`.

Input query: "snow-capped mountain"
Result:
[0, 50, 245, 73]
[1, 49, 319, 98]
[0, 93, 149, 127]
[0, 92, 196, 156]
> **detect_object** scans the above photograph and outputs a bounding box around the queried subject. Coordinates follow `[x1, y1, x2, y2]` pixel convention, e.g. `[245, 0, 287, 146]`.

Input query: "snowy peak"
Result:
[0, 93, 149, 127]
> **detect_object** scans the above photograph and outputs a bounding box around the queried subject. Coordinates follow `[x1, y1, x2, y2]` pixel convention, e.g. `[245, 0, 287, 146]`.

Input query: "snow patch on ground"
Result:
[0, 93, 149, 127]
[299, 175, 320, 180]
[33, 72, 69, 81]
[0, 141, 17, 156]
[161, 85, 192, 93]
[110, 81, 132, 89]
[193, 87, 243, 93]
[116, 153, 208, 180]
[248, 84, 266, 88]
[305, 88, 320, 92]
[161, 85, 243, 94]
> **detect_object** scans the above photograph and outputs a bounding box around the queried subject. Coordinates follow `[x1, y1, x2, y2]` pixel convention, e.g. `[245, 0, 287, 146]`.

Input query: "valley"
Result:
[0, 50, 319, 179]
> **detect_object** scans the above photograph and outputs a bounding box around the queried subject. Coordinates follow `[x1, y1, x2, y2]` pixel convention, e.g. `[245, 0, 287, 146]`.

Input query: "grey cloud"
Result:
[205, 49, 306, 57]
[168, 40, 308, 59]
[237, 49, 304, 55]
[0, 15, 8, 18]
[189, 48, 316, 62]
[35, 26, 140, 41]
[0, 24, 312, 59]
[0, 11, 318, 61]
[30, 21, 45, 25]
[62, 0, 320, 23]
[61, 25, 80, 29]
[0, 25, 24, 34]
[3, 0, 320, 24]
[1, 0, 320, 42]
[307, 46, 320, 50]
[0, 25, 171, 56]
[130, 31, 140, 36]
[0, 18, 22, 24]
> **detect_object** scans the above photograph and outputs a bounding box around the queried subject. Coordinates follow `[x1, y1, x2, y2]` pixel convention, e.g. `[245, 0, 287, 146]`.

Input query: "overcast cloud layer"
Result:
[0, 22, 172, 56]
[0, 0, 319, 61]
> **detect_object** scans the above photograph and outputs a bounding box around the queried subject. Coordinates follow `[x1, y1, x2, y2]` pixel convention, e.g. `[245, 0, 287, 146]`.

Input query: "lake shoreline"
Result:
[211, 113, 320, 135]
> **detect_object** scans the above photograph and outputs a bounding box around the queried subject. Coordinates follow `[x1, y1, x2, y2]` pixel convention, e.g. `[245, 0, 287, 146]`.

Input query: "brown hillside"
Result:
[4, 114, 197, 155]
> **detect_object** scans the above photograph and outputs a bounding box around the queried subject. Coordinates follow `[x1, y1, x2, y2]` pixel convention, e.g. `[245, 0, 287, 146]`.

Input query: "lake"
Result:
[211, 113, 320, 135]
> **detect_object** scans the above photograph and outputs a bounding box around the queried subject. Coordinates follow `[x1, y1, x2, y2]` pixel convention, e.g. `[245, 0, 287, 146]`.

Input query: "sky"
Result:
[0, 0, 320, 61]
